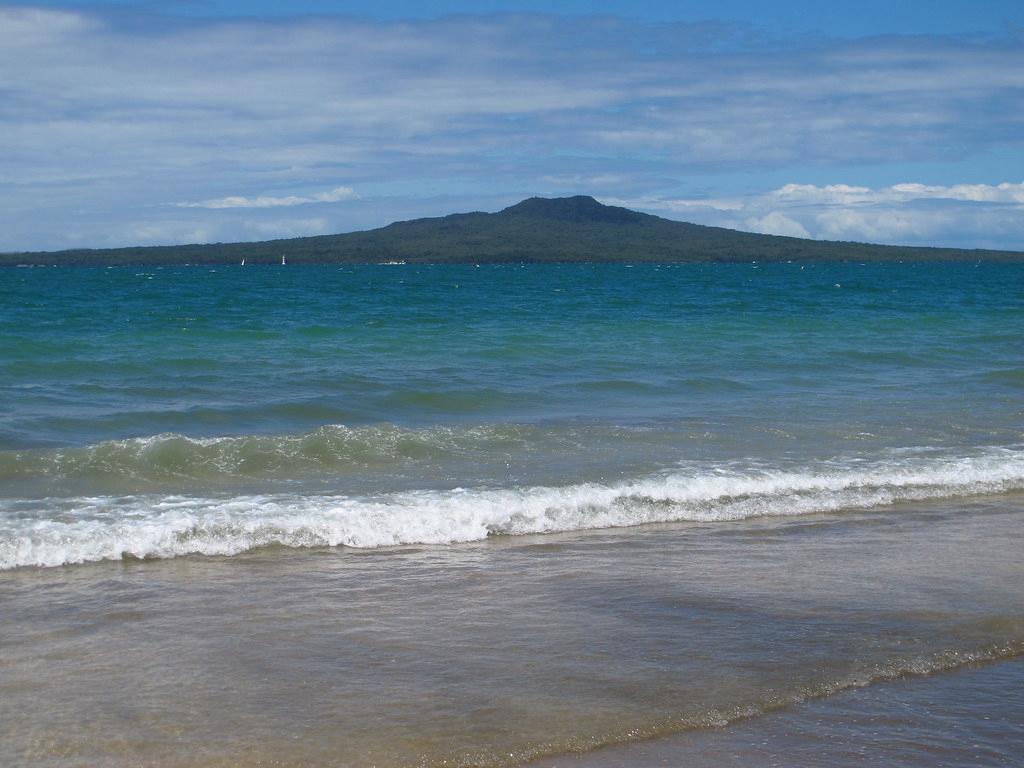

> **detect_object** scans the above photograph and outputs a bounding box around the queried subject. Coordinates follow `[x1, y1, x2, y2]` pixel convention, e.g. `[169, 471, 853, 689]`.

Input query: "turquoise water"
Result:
[1, 263, 1022, 564]
[1, 263, 1023, 767]
[3, 263, 1021, 452]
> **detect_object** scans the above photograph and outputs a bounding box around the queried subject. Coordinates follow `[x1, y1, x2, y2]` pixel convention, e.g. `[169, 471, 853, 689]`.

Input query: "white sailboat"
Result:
[281, 255, 286, 266]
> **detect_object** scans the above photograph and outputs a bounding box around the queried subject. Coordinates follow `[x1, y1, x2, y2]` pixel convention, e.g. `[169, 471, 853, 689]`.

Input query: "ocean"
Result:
[1, 262, 1022, 766]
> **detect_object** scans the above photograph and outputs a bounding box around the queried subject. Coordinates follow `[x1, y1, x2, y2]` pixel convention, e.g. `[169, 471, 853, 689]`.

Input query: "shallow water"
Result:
[2, 499, 1022, 767]
[1, 263, 1022, 765]
[532, 657, 1024, 767]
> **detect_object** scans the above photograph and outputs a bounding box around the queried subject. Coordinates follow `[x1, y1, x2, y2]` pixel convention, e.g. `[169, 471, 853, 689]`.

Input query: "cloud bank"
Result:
[1, 6, 1022, 249]
[612, 182, 1024, 249]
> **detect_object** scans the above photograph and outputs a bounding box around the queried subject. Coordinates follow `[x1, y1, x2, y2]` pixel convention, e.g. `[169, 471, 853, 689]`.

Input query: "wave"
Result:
[0, 424, 539, 487]
[2, 446, 1022, 569]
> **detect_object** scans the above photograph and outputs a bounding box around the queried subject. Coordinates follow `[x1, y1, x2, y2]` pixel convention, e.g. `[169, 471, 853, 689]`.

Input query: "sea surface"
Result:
[1, 262, 1022, 766]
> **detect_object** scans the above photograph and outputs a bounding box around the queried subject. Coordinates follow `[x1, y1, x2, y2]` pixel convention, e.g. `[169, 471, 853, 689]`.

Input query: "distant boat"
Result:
[281, 255, 286, 266]
[241, 258, 245, 266]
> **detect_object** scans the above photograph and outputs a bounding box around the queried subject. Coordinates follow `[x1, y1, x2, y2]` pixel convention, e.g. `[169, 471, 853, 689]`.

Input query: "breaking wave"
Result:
[2, 446, 1022, 569]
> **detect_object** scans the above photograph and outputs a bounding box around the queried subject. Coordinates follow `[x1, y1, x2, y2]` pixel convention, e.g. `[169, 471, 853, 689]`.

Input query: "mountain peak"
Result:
[499, 195, 643, 224]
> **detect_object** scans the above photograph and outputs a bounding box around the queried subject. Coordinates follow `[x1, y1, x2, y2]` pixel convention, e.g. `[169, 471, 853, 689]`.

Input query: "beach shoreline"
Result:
[530, 657, 1024, 768]
[3, 263, 1022, 767]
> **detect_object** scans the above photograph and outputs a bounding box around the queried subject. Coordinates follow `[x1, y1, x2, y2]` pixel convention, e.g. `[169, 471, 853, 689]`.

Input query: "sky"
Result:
[2, 0, 1023, 251]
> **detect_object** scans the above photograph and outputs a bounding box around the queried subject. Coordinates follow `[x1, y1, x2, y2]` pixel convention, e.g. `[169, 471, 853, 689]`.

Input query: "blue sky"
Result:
[2, 1, 1023, 251]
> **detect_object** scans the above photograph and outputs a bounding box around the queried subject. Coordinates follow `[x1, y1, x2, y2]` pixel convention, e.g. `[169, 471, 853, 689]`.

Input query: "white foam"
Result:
[2, 447, 1022, 569]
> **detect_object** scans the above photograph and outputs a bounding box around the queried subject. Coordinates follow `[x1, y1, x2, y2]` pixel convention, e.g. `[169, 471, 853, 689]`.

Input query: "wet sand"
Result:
[533, 658, 1024, 768]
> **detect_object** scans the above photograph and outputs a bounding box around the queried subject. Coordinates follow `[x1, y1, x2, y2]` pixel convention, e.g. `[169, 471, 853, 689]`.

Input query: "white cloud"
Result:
[772, 184, 874, 204]
[770, 182, 1024, 206]
[618, 181, 1024, 250]
[176, 186, 357, 209]
[744, 212, 811, 238]
[888, 182, 1024, 203]
[2, 7, 1024, 249]
[813, 208, 935, 241]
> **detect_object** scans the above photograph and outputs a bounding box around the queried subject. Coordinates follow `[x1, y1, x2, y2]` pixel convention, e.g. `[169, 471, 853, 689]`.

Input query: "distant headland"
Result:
[3, 196, 1023, 266]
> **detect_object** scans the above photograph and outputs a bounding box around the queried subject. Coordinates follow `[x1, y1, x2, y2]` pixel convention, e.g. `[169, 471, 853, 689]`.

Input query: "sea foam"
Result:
[2, 447, 1022, 569]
